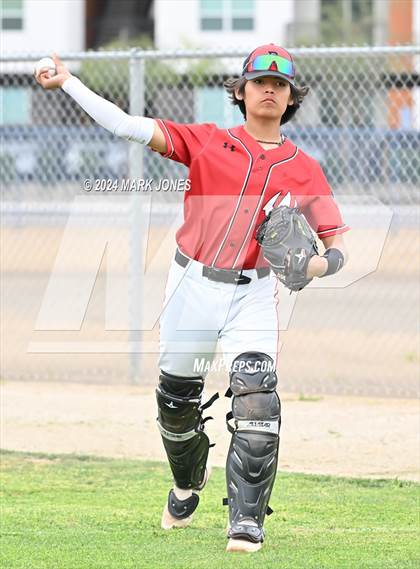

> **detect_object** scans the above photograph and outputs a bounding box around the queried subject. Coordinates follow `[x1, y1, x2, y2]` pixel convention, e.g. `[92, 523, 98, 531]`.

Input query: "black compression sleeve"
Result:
[320, 248, 344, 277]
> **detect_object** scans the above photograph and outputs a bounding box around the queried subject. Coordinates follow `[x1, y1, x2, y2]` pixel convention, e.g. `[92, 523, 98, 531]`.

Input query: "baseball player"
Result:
[36, 44, 349, 553]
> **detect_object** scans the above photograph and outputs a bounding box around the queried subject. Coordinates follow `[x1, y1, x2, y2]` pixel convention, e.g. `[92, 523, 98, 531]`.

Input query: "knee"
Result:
[156, 370, 205, 434]
[159, 369, 204, 398]
[229, 351, 281, 430]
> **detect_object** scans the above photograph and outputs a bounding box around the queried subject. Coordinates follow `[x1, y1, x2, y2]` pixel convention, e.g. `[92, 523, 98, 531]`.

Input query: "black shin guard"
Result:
[225, 352, 281, 543]
[156, 371, 217, 493]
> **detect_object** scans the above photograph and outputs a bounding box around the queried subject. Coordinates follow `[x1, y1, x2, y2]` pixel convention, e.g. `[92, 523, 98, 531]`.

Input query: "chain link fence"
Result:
[1, 46, 419, 397]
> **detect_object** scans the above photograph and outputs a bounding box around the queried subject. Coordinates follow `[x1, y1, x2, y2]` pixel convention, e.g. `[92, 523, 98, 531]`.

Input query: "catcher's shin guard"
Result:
[225, 352, 281, 544]
[156, 371, 218, 493]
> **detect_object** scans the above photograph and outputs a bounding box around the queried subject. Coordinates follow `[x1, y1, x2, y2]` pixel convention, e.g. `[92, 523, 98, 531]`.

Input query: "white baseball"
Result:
[34, 57, 56, 78]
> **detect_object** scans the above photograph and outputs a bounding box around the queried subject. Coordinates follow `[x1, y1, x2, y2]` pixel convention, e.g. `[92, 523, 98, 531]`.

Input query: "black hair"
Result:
[223, 75, 309, 125]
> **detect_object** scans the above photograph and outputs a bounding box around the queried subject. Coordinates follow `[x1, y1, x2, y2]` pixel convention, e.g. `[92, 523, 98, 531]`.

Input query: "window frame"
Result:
[195, 84, 244, 128]
[199, 0, 255, 33]
[0, 85, 31, 125]
[1, 0, 24, 31]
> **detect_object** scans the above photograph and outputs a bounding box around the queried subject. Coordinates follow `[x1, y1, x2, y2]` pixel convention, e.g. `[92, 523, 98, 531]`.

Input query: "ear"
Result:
[287, 92, 295, 106]
[235, 87, 244, 101]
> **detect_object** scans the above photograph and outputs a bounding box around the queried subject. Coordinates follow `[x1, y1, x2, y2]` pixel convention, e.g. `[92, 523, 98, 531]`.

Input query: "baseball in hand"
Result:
[34, 57, 56, 78]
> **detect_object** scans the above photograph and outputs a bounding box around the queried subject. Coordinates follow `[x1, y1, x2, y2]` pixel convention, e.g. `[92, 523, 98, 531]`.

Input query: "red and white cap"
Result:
[242, 44, 296, 87]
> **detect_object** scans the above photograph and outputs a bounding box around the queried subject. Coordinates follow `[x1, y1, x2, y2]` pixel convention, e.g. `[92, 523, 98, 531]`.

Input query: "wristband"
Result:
[320, 248, 344, 277]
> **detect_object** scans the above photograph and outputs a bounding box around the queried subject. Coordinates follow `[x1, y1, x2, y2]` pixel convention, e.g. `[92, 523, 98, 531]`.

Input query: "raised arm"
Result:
[35, 54, 167, 153]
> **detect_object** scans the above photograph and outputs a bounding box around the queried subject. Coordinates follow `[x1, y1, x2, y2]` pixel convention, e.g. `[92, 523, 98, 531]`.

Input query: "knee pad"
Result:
[225, 352, 281, 544]
[156, 370, 218, 491]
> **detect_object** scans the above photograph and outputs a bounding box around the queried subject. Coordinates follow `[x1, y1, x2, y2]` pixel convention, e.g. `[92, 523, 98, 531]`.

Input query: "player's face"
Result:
[240, 76, 294, 122]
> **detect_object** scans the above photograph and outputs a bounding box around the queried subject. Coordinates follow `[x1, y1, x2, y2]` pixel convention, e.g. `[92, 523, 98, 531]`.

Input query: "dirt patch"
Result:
[1, 381, 418, 482]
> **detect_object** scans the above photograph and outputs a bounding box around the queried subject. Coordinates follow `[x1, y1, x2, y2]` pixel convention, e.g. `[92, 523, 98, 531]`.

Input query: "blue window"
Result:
[231, 0, 254, 30]
[1, 0, 24, 30]
[0, 87, 31, 124]
[200, 0, 223, 30]
[196, 86, 243, 128]
[200, 0, 254, 32]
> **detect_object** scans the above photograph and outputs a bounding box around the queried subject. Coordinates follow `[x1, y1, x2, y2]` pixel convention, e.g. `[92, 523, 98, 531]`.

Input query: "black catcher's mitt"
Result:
[256, 206, 319, 292]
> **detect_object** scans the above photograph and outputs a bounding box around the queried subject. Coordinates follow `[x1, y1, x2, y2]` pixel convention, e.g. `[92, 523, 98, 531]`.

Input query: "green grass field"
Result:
[0, 450, 418, 569]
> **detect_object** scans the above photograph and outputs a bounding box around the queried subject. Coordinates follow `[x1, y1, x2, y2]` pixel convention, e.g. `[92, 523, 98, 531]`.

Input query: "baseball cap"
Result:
[242, 44, 296, 87]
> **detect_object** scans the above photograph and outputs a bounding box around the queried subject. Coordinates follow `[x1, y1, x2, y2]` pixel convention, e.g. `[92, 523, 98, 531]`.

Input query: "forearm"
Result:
[306, 231, 349, 280]
[307, 246, 348, 279]
[307, 255, 328, 278]
[61, 76, 154, 144]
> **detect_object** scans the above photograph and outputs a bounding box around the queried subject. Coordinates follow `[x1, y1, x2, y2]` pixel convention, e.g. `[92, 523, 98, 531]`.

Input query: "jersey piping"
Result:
[232, 146, 299, 269]
[317, 225, 349, 237]
[210, 130, 254, 267]
[157, 119, 175, 158]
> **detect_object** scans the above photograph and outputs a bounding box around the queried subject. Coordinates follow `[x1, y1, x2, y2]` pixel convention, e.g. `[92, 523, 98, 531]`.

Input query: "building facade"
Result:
[154, 0, 294, 51]
[1, 0, 85, 54]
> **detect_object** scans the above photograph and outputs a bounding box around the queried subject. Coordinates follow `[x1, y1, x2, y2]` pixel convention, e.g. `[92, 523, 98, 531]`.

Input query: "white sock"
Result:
[173, 485, 193, 500]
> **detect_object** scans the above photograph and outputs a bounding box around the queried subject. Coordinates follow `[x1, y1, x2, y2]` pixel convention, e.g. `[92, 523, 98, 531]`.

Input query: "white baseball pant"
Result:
[159, 253, 279, 377]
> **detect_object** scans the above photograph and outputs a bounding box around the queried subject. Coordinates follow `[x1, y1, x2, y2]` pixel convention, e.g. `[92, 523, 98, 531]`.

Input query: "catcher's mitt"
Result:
[256, 206, 319, 292]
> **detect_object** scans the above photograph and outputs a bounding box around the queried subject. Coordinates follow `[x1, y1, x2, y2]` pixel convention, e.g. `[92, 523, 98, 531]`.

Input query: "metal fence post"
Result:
[128, 50, 145, 384]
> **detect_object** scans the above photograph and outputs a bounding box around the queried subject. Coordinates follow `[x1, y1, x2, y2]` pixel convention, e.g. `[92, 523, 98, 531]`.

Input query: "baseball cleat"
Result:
[161, 502, 195, 530]
[226, 518, 263, 552]
[226, 538, 262, 553]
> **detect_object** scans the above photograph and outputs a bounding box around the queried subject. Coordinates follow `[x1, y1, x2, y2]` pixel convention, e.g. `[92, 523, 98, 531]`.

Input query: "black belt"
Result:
[175, 249, 270, 285]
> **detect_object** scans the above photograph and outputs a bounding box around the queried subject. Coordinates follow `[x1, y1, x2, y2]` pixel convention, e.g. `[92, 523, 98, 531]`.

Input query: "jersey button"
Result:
[229, 242, 235, 247]
[260, 154, 266, 160]
[244, 208, 249, 213]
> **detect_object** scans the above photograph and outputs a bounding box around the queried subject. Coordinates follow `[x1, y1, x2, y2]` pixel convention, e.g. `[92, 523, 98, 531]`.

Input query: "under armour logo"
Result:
[223, 142, 236, 152]
[165, 402, 177, 409]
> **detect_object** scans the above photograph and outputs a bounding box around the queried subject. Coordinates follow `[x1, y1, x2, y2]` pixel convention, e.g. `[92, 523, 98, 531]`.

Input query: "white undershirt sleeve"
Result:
[61, 76, 155, 145]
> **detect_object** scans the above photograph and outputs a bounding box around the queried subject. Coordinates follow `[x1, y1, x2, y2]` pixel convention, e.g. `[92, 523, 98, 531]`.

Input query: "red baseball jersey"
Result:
[155, 120, 350, 270]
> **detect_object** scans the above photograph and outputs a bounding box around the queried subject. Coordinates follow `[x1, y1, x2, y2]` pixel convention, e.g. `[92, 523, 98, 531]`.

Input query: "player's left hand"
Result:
[306, 254, 328, 279]
[256, 206, 319, 292]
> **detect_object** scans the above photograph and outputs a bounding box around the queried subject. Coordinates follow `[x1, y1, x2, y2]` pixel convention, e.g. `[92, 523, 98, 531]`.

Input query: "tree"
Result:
[320, 0, 374, 46]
